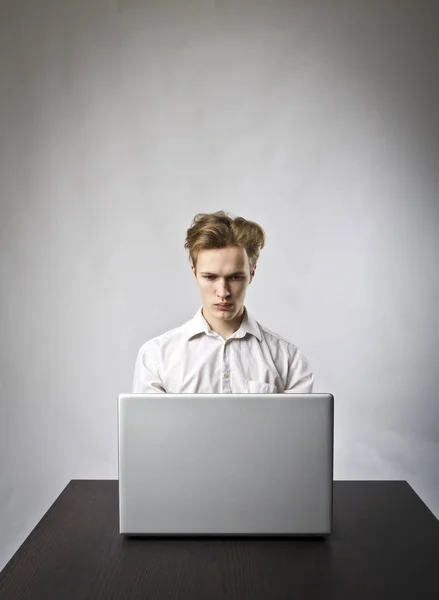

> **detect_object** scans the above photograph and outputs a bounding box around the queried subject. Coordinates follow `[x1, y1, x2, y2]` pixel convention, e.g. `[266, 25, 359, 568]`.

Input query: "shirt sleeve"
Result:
[132, 344, 166, 393]
[284, 345, 315, 393]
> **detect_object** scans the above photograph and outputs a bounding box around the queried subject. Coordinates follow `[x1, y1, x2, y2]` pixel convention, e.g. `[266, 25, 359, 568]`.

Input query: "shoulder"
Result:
[256, 320, 292, 346]
[255, 319, 302, 358]
[137, 319, 190, 356]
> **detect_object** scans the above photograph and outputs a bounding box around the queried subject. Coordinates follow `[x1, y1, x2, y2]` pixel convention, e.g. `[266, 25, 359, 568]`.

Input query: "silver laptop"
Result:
[118, 393, 334, 536]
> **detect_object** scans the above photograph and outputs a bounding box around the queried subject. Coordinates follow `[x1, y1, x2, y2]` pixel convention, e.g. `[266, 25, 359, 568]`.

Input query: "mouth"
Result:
[215, 303, 233, 309]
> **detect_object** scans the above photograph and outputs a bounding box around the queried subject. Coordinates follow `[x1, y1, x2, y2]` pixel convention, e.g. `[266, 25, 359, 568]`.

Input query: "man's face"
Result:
[192, 245, 255, 325]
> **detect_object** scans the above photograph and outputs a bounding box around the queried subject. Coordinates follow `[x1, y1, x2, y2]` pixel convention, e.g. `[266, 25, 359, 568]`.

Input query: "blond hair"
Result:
[184, 211, 265, 272]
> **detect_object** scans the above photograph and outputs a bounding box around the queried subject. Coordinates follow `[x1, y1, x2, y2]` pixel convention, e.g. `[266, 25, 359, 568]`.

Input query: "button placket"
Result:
[222, 341, 231, 393]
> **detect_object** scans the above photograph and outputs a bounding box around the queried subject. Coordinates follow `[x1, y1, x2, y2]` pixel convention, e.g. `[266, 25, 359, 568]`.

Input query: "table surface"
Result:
[0, 480, 438, 600]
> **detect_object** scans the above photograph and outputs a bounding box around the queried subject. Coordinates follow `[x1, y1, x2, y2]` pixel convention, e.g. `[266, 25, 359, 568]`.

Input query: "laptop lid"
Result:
[118, 393, 334, 536]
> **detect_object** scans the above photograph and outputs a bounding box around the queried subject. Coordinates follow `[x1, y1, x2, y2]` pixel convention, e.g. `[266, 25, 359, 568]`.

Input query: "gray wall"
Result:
[1, 0, 438, 569]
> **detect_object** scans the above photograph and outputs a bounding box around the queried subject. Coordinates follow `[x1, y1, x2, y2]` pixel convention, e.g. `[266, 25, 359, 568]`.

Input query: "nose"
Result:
[216, 279, 230, 300]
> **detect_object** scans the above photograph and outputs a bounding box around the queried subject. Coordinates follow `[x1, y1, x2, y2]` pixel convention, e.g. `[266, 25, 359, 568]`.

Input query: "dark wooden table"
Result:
[0, 480, 438, 599]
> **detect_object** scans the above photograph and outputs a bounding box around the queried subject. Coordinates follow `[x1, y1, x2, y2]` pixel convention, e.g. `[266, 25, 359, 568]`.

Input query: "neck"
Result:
[202, 306, 246, 340]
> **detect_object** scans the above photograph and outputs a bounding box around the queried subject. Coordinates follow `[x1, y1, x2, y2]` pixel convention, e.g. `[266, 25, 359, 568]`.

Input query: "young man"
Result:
[132, 211, 314, 393]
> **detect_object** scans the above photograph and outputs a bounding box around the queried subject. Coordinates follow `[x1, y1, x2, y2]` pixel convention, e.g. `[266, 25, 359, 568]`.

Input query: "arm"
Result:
[283, 345, 315, 393]
[132, 344, 166, 393]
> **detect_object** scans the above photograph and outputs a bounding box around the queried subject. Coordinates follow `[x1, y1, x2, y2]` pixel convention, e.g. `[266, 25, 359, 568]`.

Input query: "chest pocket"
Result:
[245, 380, 278, 393]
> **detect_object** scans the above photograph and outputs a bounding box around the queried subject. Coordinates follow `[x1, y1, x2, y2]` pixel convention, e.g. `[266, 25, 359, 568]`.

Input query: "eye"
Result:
[203, 275, 215, 280]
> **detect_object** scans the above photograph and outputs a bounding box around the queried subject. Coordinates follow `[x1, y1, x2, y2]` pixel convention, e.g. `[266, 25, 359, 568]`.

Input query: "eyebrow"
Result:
[200, 271, 247, 276]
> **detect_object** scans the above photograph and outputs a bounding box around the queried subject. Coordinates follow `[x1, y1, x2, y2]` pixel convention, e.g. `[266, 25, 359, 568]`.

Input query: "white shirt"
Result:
[132, 306, 314, 394]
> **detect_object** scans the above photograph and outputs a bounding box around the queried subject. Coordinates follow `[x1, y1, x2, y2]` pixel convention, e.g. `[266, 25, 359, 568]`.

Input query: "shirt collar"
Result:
[185, 306, 262, 342]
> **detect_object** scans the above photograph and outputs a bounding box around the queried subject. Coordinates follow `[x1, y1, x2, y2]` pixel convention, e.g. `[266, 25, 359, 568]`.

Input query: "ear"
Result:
[191, 264, 197, 279]
[249, 264, 256, 283]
